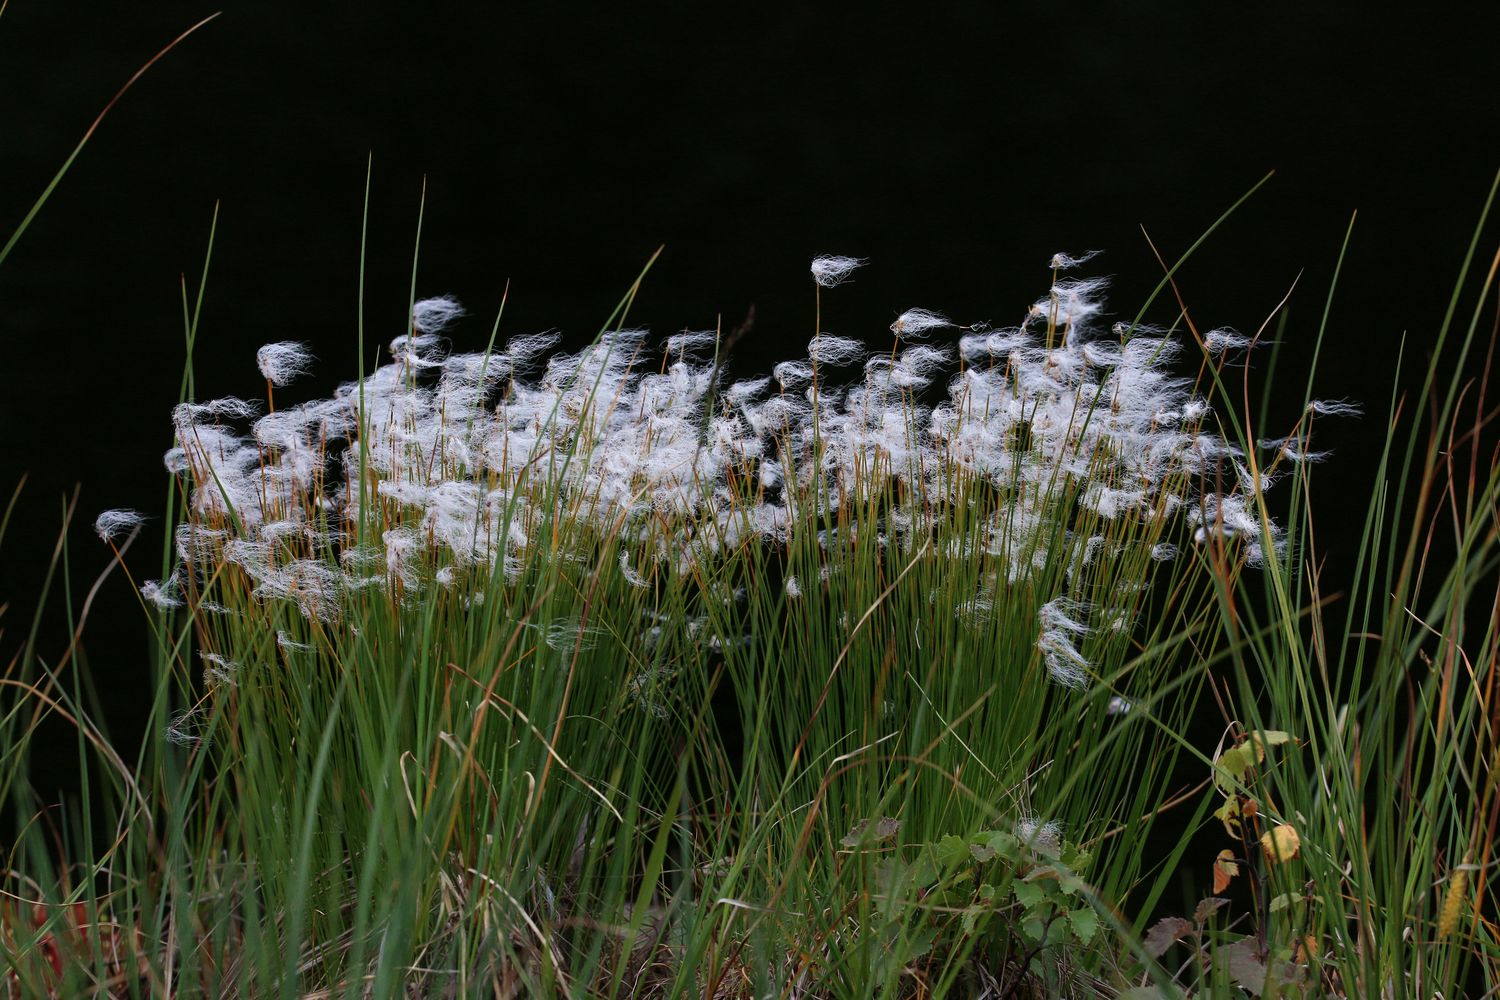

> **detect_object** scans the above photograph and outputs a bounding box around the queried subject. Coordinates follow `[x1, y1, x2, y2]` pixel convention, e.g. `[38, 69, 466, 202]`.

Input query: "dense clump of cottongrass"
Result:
[66, 248, 1406, 998]
[139, 255, 1327, 691]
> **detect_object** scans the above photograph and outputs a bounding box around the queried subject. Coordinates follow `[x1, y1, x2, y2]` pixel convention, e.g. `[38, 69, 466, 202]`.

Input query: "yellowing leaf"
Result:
[1212, 850, 1239, 893]
[1260, 823, 1301, 864]
[1214, 797, 1242, 837]
[1214, 743, 1259, 791]
[1250, 729, 1294, 749]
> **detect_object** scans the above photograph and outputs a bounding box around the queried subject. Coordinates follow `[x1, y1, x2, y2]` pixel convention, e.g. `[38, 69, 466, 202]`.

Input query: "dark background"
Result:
[1, 1, 1497, 893]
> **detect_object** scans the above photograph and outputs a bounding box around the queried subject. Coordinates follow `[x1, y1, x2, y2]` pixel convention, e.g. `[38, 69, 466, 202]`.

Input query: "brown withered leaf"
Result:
[1222, 937, 1268, 995]
[1194, 895, 1230, 925]
[840, 816, 901, 848]
[1213, 849, 1240, 894]
[1143, 916, 1193, 958]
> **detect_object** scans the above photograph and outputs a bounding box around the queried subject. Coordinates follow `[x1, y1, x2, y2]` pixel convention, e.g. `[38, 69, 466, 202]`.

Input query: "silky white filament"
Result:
[256, 341, 314, 387]
[809, 255, 866, 288]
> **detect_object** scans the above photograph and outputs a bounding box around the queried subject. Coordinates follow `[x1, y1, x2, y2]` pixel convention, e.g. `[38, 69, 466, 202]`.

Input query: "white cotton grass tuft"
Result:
[1049, 249, 1101, 270]
[95, 509, 147, 543]
[141, 572, 184, 610]
[1014, 816, 1063, 858]
[200, 651, 238, 688]
[256, 341, 315, 387]
[145, 258, 1334, 684]
[810, 255, 866, 288]
[164, 708, 210, 748]
[411, 295, 466, 334]
[890, 308, 951, 338]
[806, 334, 865, 367]
[1307, 398, 1363, 417]
[1203, 328, 1254, 356]
[1037, 596, 1092, 688]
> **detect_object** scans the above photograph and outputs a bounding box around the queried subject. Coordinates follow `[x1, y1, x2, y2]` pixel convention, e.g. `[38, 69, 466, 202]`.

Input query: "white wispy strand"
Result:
[1049, 249, 1101, 270]
[141, 573, 184, 609]
[807, 335, 864, 366]
[1014, 816, 1063, 857]
[94, 509, 147, 543]
[256, 341, 314, 386]
[164, 708, 209, 747]
[1259, 436, 1331, 463]
[200, 651, 238, 688]
[619, 551, 649, 589]
[411, 295, 466, 334]
[1307, 398, 1363, 417]
[276, 630, 312, 652]
[1203, 328, 1253, 356]
[810, 255, 866, 288]
[1037, 596, 1092, 688]
[890, 308, 951, 338]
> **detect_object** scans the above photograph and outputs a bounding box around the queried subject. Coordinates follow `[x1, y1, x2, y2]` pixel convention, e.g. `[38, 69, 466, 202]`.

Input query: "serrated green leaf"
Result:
[1013, 879, 1048, 911]
[984, 831, 1022, 860]
[1057, 872, 1087, 896]
[1214, 743, 1258, 790]
[936, 834, 970, 870]
[1069, 906, 1098, 943]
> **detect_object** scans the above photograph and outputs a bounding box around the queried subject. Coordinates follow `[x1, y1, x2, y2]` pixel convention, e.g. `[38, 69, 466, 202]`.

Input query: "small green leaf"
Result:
[1012, 879, 1048, 911]
[1214, 796, 1243, 837]
[1056, 871, 1087, 896]
[984, 830, 1022, 860]
[961, 905, 987, 936]
[1214, 742, 1258, 790]
[1069, 906, 1098, 943]
[936, 834, 970, 870]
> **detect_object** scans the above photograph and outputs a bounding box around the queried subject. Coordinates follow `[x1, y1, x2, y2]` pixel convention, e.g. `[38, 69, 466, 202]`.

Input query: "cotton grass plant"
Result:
[3, 125, 1498, 995]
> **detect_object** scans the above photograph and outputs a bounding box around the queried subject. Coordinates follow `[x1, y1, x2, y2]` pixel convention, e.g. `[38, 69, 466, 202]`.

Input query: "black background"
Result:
[1, 2, 1497, 880]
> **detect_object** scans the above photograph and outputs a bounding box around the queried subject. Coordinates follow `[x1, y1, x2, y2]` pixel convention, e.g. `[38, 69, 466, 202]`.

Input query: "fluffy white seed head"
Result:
[1015, 816, 1063, 857]
[95, 509, 147, 543]
[412, 295, 466, 334]
[890, 308, 951, 338]
[810, 255, 866, 288]
[1307, 398, 1362, 417]
[807, 334, 865, 366]
[1203, 328, 1253, 356]
[1049, 249, 1100, 270]
[256, 341, 314, 386]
